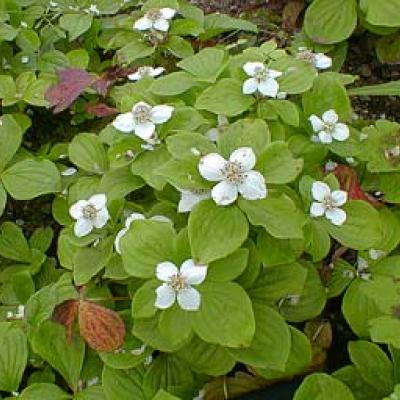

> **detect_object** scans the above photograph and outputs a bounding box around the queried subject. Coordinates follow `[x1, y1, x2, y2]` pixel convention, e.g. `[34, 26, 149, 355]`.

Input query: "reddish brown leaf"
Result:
[78, 300, 125, 352]
[46, 69, 94, 113]
[333, 164, 382, 206]
[86, 103, 118, 117]
[53, 299, 79, 342]
[92, 65, 136, 96]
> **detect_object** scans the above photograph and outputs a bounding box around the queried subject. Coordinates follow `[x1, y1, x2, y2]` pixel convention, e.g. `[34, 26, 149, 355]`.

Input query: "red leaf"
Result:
[46, 69, 94, 113]
[333, 165, 382, 206]
[53, 299, 79, 342]
[86, 103, 118, 117]
[78, 301, 126, 352]
[92, 65, 135, 96]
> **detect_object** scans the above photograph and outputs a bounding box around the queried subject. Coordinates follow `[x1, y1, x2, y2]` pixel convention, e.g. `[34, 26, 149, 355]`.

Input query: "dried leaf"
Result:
[53, 299, 79, 342]
[46, 69, 94, 113]
[78, 300, 125, 352]
[92, 65, 135, 96]
[333, 164, 382, 206]
[86, 103, 118, 117]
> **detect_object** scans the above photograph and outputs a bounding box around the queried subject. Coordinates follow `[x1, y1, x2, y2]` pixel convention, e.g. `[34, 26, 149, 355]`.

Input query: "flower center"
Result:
[146, 8, 162, 21]
[133, 104, 152, 124]
[138, 66, 152, 77]
[82, 204, 98, 220]
[169, 273, 188, 291]
[253, 66, 268, 82]
[297, 50, 314, 63]
[322, 195, 336, 210]
[222, 161, 244, 184]
[323, 121, 336, 133]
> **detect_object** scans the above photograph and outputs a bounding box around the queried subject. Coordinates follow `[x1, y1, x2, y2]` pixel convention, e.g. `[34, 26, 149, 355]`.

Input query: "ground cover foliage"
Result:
[1, 0, 400, 399]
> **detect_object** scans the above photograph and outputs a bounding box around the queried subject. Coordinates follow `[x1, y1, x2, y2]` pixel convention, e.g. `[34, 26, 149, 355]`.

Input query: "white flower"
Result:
[134, 8, 176, 32]
[199, 147, 267, 206]
[178, 189, 211, 213]
[206, 115, 229, 142]
[85, 4, 100, 15]
[369, 248, 385, 260]
[128, 66, 165, 81]
[324, 160, 338, 172]
[61, 167, 77, 176]
[115, 213, 171, 254]
[297, 48, 332, 70]
[155, 259, 207, 311]
[112, 101, 174, 142]
[21, 56, 29, 64]
[242, 62, 282, 98]
[69, 194, 110, 237]
[309, 110, 350, 144]
[20, 21, 28, 28]
[310, 181, 347, 226]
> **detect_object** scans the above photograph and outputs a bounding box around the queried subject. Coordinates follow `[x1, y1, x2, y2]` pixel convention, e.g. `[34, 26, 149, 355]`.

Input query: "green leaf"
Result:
[268, 100, 300, 126]
[304, 220, 331, 262]
[324, 201, 383, 250]
[369, 316, 400, 349]
[150, 72, 195, 96]
[102, 366, 145, 400]
[0, 221, 31, 262]
[69, 133, 109, 174]
[0, 183, 6, 217]
[376, 34, 400, 64]
[131, 146, 170, 190]
[280, 263, 327, 323]
[166, 132, 216, 160]
[121, 220, 176, 278]
[0, 323, 28, 392]
[239, 196, 306, 239]
[59, 14, 93, 42]
[143, 355, 194, 399]
[218, 118, 270, 158]
[257, 142, 303, 184]
[360, 0, 400, 27]
[304, 0, 357, 44]
[30, 321, 85, 391]
[0, 115, 23, 172]
[164, 36, 194, 59]
[334, 365, 383, 400]
[348, 80, 400, 96]
[343, 277, 399, 337]
[99, 167, 144, 200]
[257, 327, 312, 379]
[228, 303, 291, 370]
[193, 281, 255, 347]
[195, 78, 255, 117]
[142, 0, 179, 12]
[73, 238, 113, 285]
[177, 336, 236, 376]
[348, 340, 394, 394]
[270, 57, 317, 94]
[302, 74, 352, 121]
[207, 248, 248, 282]
[132, 280, 159, 319]
[18, 383, 70, 400]
[177, 47, 227, 83]
[156, 157, 211, 190]
[75, 386, 105, 400]
[2, 159, 61, 200]
[257, 231, 304, 267]
[249, 262, 308, 305]
[188, 200, 249, 264]
[294, 373, 355, 400]
[202, 13, 257, 39]
[16, 29, 40, 52]
[158, 308, 192, 348]
[116, 41, 155, 64]
[161, 106, 206, 133]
